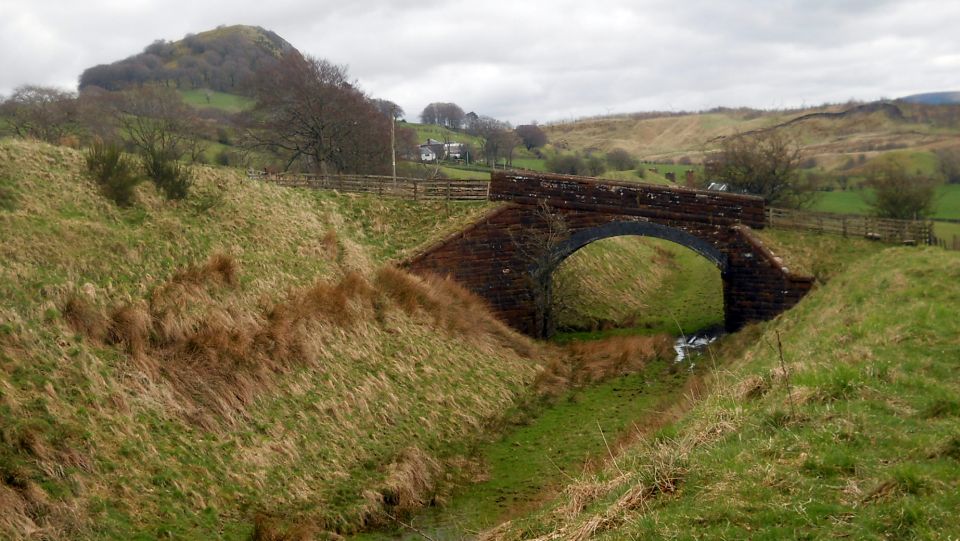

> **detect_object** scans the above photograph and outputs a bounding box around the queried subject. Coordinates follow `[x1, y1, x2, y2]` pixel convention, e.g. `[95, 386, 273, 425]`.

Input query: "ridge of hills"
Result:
[900, 91, 960, 105]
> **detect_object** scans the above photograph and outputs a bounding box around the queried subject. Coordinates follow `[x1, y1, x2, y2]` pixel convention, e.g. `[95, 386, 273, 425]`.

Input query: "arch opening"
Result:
[549, 221, 728, 275]
[540, 222, 727, 338]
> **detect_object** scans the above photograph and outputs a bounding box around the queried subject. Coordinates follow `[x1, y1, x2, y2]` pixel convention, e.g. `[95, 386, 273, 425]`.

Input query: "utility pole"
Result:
[390, 117, 396, 184]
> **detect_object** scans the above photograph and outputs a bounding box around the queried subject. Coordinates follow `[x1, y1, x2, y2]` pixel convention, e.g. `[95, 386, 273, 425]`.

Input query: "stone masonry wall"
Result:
[403, 172, 813, 337]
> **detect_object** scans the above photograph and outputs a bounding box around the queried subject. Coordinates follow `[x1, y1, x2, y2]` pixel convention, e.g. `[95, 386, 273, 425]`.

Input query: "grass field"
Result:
[811, 184, 960, 220]
[488, 246, 960, 540]
[179, 89, 254, 113]
[403, 122, 483, 149]
[510, 157, 548, 172]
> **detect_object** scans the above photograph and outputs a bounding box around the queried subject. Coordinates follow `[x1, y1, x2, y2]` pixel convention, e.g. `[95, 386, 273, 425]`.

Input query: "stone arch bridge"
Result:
[404, 171, 814, 337]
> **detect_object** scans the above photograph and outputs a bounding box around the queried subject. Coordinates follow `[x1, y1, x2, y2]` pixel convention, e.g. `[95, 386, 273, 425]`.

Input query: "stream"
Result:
[354, 329, 723, 541]
[673, 326, 724, 364]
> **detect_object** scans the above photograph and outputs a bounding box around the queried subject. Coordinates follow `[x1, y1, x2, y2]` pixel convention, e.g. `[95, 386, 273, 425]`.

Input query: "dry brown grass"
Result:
[61, 292, 108, 341]
[321, 229, 340, 260]
[536, 335, 674, 396]
[378, 447, 443, 517]
[375, 266, 431, 314]
[251, 514, 323, 541]
[170, 251, 238, 288]
[107, 302, 151, 358]
[62, 256, 536, 431]
[0, 484, 35, 539]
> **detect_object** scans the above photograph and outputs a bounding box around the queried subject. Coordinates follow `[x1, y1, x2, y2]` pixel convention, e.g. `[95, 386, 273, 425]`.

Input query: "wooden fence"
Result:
[932, 234, 960, 251]
[252, 171, 945, 246]
[765, 207, 933, 244]
[250, 171, 490, 201]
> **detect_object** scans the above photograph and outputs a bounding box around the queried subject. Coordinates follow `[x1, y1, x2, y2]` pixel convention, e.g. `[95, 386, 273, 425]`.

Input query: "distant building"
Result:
[419, 139, 467, 162]
[444, 142, 465, 159]
[419, 138, 445, 162]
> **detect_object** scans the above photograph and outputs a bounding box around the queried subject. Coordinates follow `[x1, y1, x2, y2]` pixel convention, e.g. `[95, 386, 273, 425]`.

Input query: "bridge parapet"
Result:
[489, 171, 766, 228]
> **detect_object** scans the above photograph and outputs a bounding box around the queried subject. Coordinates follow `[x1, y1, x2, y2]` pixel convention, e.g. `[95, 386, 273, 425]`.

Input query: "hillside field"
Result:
[2, 136, 958, 540]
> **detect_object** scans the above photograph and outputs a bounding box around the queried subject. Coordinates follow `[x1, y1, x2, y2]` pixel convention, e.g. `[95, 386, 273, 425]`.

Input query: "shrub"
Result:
[704, 130, 816, 208]
[585, 155, 606, 176]
[865, 155, 937, 219]
[546, 154, 587, 175]
[85, 141, 141, 206]
[143, 149, 191, 200]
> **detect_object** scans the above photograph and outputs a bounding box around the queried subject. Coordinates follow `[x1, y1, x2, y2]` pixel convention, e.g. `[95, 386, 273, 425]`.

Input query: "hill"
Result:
[900, 91, 960, 105]
[543, 101, 960, 174]
[78, 25, 296, 94]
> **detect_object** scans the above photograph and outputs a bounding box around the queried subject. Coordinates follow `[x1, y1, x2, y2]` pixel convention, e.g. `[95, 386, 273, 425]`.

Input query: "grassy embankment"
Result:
[484, 244, 960, 539]
[552, 237, 723, 340]
[0, 138, 548, 539]
[355, 209, 897, 539]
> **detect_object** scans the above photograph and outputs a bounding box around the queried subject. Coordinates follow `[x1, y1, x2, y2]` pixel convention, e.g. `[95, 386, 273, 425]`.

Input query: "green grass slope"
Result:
[179, 89, 254, 113]
[0, 138, 538, 539]
[553, 237, 723, 338]
[487, 246, 960, 539]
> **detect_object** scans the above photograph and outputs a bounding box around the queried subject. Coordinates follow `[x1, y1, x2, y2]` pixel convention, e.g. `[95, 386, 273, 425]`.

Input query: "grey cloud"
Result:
[1, 0, 958, 123]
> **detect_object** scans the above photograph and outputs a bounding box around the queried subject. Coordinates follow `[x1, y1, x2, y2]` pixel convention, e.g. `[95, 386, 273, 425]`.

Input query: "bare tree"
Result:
[512, 201, 572, 337]
[113, 86, 200, 162]
[515, 124, 547, 150]
[373, 98, 404, 120]
[245, 53, 391, 174]
[109, 87, 200, 199]
[468, 116, 519, 166]
[865, 156, 937, 219]
[419, 102, 465, 129]
[704, 130, 816, 208]
[0, 85, 79, 143]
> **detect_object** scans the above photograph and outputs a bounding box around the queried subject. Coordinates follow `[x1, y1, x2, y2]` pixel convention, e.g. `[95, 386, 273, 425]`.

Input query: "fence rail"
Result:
[250, 171, 490, 201]
[253, 171, 945, 247]
[765, 207, 933, 244]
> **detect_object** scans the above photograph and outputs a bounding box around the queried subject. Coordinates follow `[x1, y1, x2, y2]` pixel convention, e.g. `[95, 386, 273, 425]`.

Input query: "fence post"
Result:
[842, 216, 847, 237]
[413, 181, 418, 201]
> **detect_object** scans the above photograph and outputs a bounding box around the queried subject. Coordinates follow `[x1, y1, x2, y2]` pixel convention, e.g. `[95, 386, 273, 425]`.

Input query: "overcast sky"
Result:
[1, 0, 958, 123]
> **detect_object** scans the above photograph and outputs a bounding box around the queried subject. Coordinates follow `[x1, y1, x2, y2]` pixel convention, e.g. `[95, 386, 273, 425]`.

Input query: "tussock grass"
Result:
[485, 247, 960, 540]
[536, 335, 673, 397]
[0, 138, 541, 539]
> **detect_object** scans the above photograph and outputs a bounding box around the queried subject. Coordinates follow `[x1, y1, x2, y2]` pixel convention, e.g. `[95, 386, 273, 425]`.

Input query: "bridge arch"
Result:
[547, 220, 728, 275]
[404, 171, 814, 337]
